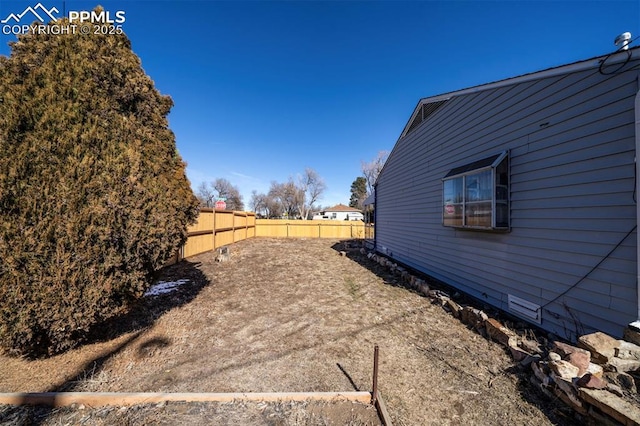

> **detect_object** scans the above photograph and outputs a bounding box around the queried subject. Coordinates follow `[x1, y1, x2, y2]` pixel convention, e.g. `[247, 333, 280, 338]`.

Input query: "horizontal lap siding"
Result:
[376, 61, 639, 340]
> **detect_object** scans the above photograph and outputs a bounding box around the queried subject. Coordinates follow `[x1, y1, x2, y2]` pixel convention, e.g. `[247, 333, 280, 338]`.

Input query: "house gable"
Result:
[376, 47, 640, 340]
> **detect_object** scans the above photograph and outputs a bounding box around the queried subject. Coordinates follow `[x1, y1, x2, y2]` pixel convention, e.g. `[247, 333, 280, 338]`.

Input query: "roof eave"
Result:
[398, 47, 640, 140]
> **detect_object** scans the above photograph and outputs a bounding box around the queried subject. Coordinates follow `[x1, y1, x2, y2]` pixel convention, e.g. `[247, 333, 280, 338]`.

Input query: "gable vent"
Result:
[508, 294, 541, 324]
[406, 99, 448, 135]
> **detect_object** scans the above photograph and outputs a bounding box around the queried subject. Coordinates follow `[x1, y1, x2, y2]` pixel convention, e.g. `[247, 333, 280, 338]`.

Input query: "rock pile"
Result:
[362, 249, 640, 425]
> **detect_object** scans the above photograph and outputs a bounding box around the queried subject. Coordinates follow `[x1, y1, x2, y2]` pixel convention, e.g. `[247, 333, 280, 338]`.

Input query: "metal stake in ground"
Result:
[371, 345, 393, 426]
[372, 345, 379, 405]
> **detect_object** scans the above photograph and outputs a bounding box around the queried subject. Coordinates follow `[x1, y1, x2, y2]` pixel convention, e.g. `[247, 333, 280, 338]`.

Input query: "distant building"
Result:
[312, 204, 364, 221]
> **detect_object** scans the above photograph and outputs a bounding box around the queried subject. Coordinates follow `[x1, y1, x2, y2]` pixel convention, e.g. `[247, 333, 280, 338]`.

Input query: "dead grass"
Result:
[0, 238, 579, 425]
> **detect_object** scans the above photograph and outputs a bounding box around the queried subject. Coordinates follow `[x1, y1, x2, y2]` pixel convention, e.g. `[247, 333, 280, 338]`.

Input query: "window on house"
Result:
[442, 151, 509, 230]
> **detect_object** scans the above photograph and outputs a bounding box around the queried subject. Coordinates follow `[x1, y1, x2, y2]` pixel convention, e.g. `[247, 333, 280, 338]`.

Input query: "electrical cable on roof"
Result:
[599, 49, 632, 75]
[598, 34, 639, 75]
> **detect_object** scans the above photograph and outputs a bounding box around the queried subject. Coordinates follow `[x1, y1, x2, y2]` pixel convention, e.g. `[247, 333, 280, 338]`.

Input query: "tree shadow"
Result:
[0, 258, 210, 425]
[83, 259, 211, 345]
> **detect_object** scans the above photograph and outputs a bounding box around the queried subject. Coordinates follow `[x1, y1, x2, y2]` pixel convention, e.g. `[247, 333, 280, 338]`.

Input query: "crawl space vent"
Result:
[508, 294, 541, 324]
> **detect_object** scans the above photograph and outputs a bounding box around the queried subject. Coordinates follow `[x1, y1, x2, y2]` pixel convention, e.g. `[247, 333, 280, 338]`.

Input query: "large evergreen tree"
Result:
[0, 20, 199, 356]
[349, 177, 367, 210]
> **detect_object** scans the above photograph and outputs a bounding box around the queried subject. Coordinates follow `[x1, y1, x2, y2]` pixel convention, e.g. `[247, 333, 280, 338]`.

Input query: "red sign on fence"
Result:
[215, 200, 227, 210]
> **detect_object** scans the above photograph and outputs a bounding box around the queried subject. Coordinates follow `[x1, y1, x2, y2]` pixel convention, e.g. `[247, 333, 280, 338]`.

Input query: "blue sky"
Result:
[1, 1, 639, 208]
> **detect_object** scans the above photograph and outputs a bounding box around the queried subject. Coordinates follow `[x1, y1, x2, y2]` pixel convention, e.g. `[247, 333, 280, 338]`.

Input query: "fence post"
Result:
[212, 209, 217, 250]
[245, 212, 249, 240]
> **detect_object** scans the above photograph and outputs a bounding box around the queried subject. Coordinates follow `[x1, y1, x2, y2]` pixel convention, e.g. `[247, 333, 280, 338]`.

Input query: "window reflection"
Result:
[442, 152, 509, 230]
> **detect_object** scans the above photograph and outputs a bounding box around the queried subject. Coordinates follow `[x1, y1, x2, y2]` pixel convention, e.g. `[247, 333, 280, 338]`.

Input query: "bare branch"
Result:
[361, 150, 389, 195]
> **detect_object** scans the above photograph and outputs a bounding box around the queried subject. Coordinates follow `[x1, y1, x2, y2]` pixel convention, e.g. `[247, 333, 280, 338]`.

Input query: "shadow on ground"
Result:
[0, 259, 210, 426]
[330, 239, 403, 288]
[331, 238, 582, 426]
[81, 259, 210, 346]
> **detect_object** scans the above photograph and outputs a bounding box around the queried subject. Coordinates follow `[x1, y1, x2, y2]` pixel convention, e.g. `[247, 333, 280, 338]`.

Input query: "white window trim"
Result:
[442, 151, 510, 231]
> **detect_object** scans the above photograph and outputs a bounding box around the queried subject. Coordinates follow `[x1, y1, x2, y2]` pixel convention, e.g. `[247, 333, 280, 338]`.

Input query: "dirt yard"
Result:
[0, 238, 580, 425]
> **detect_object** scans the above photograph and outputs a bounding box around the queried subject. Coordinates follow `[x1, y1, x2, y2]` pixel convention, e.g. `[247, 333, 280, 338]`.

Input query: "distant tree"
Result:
[0, 16, 199, 357]
[296, 168, 326, 220]
[197, 178, 244, 210]
[213, 178, 244, 211]
[269, 180, 300, 218]
[254, 168, 326, 219]
[250, 190, 283, 218]
[362, 150, 389, 195]
[264, 194, 284, 218]
[249, 190, 264, 215]
[196, 182, 216, 207]
[349, 176, 367, 210]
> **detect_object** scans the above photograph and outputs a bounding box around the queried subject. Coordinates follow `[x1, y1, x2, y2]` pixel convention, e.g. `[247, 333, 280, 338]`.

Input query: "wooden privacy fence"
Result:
[176, 209, 256, 261]
[364, 223, 374, 240]
[172, 209, 371, 262]
[255, 219, 366, 239]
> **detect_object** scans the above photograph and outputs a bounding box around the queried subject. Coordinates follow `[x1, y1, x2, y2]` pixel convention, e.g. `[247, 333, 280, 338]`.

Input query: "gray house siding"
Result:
[376, 52, 639, 340]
